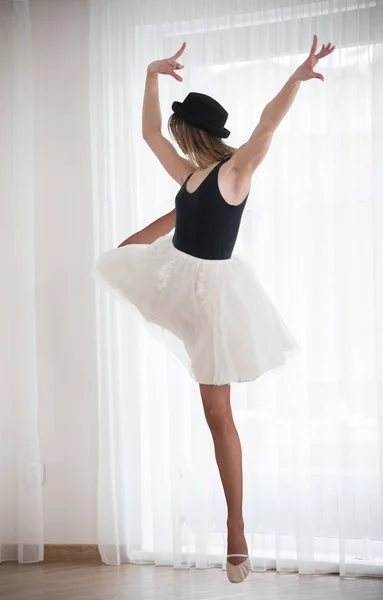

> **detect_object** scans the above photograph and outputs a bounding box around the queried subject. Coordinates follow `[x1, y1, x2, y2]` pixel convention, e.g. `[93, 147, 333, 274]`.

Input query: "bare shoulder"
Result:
[143, 131, 195, 185]
[179, 164, 195, 186]
[178, 158, 195, 185]
[218, 152, 252, 206]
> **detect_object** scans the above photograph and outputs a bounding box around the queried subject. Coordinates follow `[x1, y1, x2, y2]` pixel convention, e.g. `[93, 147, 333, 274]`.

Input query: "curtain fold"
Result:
[0, 0, 43, 564]
[90, 0, 383, 576]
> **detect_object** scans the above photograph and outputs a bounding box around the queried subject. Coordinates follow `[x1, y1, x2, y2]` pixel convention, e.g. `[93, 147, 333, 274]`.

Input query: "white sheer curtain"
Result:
[0, 0, 43, 563]
[90, 0, 383, 576]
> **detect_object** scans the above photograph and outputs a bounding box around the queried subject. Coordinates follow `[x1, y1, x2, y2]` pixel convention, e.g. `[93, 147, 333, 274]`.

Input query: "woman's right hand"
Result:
[147, 42, 186, 82]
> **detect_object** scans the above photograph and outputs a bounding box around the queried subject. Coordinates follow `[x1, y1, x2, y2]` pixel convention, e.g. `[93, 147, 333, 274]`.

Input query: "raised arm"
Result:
[142, 42, 195, 185]
[232, 35, 336, 175]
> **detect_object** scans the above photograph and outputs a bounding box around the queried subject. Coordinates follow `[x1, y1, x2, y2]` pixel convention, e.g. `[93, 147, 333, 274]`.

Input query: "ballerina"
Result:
[94, 34, 335, 583]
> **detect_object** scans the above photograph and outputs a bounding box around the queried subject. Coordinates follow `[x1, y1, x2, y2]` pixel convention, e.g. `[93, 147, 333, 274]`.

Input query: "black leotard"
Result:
[172, 156, 249, 260]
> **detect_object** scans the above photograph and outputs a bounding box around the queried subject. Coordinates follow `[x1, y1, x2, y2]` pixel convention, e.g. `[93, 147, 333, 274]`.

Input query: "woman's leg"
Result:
[117, 208, 176, 247]
[199, 383, 248, 566]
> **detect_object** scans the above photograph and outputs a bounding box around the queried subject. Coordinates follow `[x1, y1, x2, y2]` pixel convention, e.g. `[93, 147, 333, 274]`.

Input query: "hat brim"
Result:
[171, 101, 230, 139]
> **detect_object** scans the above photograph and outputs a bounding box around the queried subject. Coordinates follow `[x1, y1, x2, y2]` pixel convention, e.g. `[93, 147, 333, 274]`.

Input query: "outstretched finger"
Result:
[309, 34, 318, 57]
[167, 60, 184, 70]
[171, 41, 186, 60]
[313, 70, 324, 81]
[169, 69, 183, 82]
[316, 43, 336, 59]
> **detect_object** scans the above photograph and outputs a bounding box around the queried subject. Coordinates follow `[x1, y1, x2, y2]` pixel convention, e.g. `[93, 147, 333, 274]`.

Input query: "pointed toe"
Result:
[226, 554, 251, 583]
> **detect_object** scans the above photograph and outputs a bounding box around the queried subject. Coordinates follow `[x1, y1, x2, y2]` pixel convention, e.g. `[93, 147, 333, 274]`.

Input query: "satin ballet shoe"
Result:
[226, 553, 251, 583]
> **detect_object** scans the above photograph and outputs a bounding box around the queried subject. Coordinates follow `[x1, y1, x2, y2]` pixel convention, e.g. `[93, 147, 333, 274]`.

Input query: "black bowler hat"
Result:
[171, 92, 231, 139]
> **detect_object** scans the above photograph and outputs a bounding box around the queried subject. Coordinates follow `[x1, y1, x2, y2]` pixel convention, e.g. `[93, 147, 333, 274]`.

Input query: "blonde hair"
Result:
[167, 113, 237, 169]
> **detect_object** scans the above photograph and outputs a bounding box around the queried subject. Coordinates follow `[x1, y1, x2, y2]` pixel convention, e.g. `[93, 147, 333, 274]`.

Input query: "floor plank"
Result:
[1, 561, 383, 600]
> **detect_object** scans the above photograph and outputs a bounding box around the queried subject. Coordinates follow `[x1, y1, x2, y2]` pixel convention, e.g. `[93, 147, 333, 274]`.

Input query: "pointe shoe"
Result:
[226, 553, 251, 583]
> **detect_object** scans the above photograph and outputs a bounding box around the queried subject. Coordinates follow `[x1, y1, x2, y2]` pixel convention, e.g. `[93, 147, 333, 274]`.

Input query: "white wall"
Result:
[32, 0, 98, 543]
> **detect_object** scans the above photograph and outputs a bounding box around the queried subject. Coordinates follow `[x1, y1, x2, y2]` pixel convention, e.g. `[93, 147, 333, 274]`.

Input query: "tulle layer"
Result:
[93, 233, 300, 385]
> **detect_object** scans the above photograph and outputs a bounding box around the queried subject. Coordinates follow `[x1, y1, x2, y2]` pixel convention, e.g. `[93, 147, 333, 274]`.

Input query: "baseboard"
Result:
[43, 544, 101, 563]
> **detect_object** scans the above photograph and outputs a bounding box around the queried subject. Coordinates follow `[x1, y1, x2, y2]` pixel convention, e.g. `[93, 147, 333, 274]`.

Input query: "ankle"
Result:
[226, 519, 245, 531]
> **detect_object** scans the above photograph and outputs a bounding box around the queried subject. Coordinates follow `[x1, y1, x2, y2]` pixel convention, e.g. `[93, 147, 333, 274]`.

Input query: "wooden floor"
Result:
[1, 561, 383, 600]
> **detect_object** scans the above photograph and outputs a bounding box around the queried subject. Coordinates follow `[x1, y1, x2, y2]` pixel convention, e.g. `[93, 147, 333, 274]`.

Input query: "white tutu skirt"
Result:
[93, 233, 300, 386]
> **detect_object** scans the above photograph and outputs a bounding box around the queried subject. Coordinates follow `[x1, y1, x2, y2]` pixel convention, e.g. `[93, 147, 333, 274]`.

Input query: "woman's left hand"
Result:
[293, 34, 336, 82]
